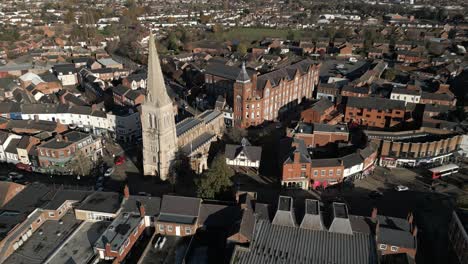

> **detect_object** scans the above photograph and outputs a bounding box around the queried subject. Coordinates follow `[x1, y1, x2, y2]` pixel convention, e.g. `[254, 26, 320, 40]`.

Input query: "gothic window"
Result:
[149, 114, 153, 128]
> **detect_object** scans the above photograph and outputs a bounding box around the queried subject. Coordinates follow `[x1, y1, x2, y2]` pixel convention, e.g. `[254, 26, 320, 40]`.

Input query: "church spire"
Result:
[146, 33, 172, 107]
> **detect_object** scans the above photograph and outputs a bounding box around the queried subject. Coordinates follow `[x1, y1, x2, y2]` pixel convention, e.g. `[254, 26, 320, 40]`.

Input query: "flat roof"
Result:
[429, 163, 459, 173]
[3, 212, 82, 264]
[46, 221, 109, 264]
[76, 191, 121, 214]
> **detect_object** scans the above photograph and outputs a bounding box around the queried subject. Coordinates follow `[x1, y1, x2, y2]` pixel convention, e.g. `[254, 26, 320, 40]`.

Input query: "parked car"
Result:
[15, 163, 32, 172]
[0, 176, 11, 182]
[368, 190, 383, 198]
[395, 185, 409, 192]
[114, 156, 125, 165]
[8, 172, 23, 180]
[104, 167, 115, 177]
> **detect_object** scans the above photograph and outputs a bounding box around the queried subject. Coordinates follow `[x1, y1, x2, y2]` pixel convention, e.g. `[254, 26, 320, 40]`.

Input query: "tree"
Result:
[237, 42, 248, 55]
[195, 154, 234, 199]
[383, 68, 397, 81]
[225, 127, 247, 143]
[69, 151, 93, 177]
[64, 9, 75, 24]
[286, 30, 296, 41]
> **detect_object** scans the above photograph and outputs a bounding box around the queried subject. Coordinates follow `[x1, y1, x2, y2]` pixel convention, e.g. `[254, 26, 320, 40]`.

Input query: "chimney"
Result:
[139, 204, 146, 217]
[293, 151, 300, 163]
[105, 243, 111, 255]
[123, 184, 130, 199]
[407, 212, 413, 225]
[371, 207, 378, 220]
[412, 225, 418, 237]
[33, 114, 39, 121]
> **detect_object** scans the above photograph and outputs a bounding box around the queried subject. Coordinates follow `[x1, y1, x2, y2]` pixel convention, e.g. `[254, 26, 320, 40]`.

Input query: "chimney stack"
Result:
[371, 207, 378, 220]
[105, 243, 111, 255]
[123, 184, 130, 199]
[293, 151, 300, 163]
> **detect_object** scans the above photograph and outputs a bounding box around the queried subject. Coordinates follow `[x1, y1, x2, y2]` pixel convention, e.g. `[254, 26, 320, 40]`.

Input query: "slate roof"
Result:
[113, 85, 130, 96]
[158, 195, 201, 224]
[421, 92, 453, 101]
[94, 212, 142, 251]
[257, 59, 317, 90]
[53, 63, 76, 74]
[391, 87, 421, 96]
[310, 158, 342, 167]
[347, 96, 406, 111]
[377, 215, 416, 249]
[42, 190, 91, 210]
[282, 138, 311, 164]
[5, 138, 20, 153]
[225, 139, 262, 162]
[232, 220, 378, 264]
[309, 98, 334, 114]
[205, 62, 255, 81]
[341, 153, 364, 168]
[121, 195, 161, 216]
[198, 203, 241, 227]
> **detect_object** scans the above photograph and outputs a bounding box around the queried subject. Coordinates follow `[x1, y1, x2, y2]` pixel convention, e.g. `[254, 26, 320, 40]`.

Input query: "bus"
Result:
[428, 164, 459, 179]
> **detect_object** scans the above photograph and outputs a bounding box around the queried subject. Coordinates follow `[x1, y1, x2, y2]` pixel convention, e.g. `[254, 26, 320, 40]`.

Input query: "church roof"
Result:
[145, 34, 172, 108]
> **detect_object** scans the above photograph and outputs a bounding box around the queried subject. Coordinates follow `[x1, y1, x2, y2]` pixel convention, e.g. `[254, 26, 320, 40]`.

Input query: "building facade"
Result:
[141, 34, 178, 180]
[233, 61, 320, 128]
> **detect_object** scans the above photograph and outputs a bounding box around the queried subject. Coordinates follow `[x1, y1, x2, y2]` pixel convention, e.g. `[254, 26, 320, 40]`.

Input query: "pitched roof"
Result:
[257, 59, 317, 90]
[158, 195, 201, 224]
[347, 96, 406, 111]
[225, 141, 262, 162]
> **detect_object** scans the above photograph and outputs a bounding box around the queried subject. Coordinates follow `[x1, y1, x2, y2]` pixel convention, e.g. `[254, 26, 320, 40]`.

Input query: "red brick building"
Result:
[287, 122, 349, 147]
[300, 98, 335, 123]
[345, 97, 410, 128]
[233, 60, 320, 128]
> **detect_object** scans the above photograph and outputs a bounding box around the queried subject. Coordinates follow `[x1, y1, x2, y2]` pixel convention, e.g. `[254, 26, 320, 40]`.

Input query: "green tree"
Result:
[237, 42, 248, 55]
[167, 32, 179, 52]
[69, 151, 93, 177]
[286, 29, 296, 41]
[195, 154, 234, 199]
[64, 9, 75, 24]
[383, 68, 397, 81]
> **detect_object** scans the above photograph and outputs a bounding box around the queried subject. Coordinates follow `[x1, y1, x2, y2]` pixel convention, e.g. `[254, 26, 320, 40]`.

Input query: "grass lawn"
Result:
[221, 27, 309, 42]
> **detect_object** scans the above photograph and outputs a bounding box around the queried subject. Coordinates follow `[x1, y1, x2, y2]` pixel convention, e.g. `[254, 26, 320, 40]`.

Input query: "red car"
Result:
[16, 163, 32, 172]
[114, 156, 125, 165]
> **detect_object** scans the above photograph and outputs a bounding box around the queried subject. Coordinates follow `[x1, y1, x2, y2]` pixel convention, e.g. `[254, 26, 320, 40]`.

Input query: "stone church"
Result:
[142, 34, 224, 180]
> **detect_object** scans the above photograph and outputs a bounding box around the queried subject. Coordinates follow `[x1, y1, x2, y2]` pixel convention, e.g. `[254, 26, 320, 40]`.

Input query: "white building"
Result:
[390, 87, 421, 105]
[225, 138, 262, 169]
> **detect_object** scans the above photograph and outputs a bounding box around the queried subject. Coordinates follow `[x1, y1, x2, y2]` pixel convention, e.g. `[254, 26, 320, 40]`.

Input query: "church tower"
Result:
[141, 34, 177, 180]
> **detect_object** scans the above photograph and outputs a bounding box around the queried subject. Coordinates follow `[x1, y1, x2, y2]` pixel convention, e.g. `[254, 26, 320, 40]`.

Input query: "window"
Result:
[159, 224, 164, 231]
[390, 246, 399, 252]
[329, 170, 333, 176]
[301, 172, 306, 177]
[301, 164, 306, 170]
[185, 227, 192, 234]
[321, 170, 325, 176]
[48, 212, 55, 217]
[313, 170, 318, 177]
[379, 244, 387, 250]
[167, 225, 173, 232]
[36, 218, 41, 224]
[336, 169, 341, 176]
